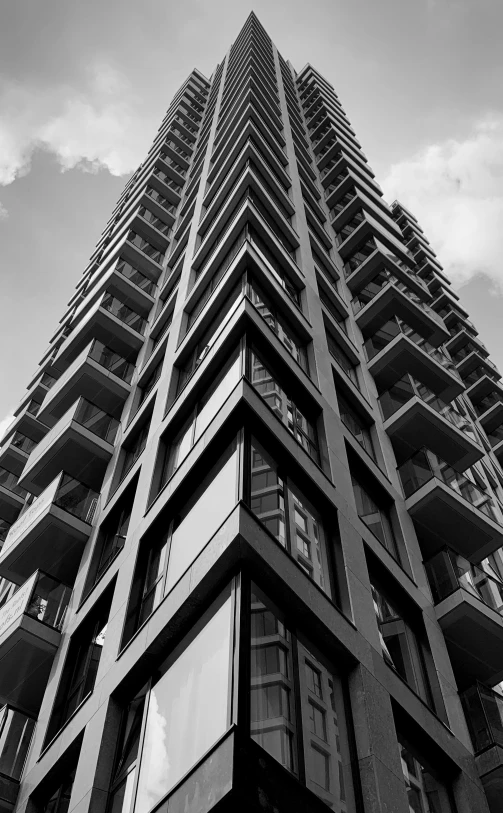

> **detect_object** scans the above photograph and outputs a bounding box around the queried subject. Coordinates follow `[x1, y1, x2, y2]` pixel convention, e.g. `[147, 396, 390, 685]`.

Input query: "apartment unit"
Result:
[1, 12, 503, 813]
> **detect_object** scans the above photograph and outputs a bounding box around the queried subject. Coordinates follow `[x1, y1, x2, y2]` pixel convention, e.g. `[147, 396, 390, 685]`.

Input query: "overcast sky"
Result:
[1, 0, 502, 432]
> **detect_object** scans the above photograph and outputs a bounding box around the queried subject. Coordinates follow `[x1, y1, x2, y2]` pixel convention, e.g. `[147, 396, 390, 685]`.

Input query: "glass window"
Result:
[121, 419, 151, 482]
[249, 349, 319, 463]
[134, 589, 233, 813]
[371, 582, 434, 710]
[351, 474, 398, 560]
[248, 438, 332, 598]
[250, 586, 355, 809]
[108, 686, 148, 813]
[327, 332, 359, 388]
[45, 599, 110, 745]
[398, 736, 454, 813]
[124, 441, 239, 644]
[93, 497, 133, 584]
[247, 278, 309, 372]
[42, 766, 76, 813]
[338, 393, 375, 460]
[161, 350, 241, 487]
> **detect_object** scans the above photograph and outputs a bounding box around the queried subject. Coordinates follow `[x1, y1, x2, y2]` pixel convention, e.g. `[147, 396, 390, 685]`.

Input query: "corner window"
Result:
[248, 438, 334, 599]
[249, 585, 356, 809]
[123, 440, 239, 644]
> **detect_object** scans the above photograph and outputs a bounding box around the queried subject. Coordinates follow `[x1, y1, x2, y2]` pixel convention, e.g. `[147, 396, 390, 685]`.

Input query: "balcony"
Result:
[39, 339, 134, 428]
[379, 375, 483, 469]
[19, 398, 118, 496]
[54, 291, 146, 374]
[466, 371, 503, 405]
[0, 705, 35, 812]
[461, 684, 503, 812]
[0, 472, 97, 585]
[398, 448, 503, 561]
[0, 434, 37, 478]
[0, 571, 70, 715]
[0, 470, 27, 525]
[352, 273, 448, 347]
[426, 549, 503, 686]
[343, 238, 430, 298]
[474, 390, 503, 432]
[364, 317, 463, 401]
[487, 425, 503, 465]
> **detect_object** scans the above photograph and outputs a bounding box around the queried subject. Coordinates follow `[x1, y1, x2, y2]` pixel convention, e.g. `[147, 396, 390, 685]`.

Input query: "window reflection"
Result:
[398, 736, 453, 813]
[249, 439, 332, 598]
[134, 591, 233, 813]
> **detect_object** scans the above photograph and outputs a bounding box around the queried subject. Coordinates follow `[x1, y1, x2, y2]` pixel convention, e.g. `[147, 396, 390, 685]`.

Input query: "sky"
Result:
[1, 0, 503, 433]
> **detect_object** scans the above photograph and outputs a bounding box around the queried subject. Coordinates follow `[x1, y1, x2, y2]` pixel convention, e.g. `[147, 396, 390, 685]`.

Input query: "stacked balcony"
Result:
[398, 449, 503, 561]
[379, 374, 483, 470]
[426, 549, 503, 686]
[0, 472, 97, 585]
[19, 396, 118, 496]
[0, 570, 70, 716]
[0, 705, 35, 812]
[461, 684, 503, 812]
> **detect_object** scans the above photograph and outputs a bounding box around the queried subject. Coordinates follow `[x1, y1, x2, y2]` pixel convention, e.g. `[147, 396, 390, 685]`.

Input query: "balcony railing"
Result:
[351, 271, 431, 317]
[101, 293, 147, 335]
[426, 548, 503, 614]
[126, 230, 164, 265]
[88, 339, 135, 384]
[464, 365, 500, 388]
[0, 705, 35, 783]
[474, 391, 503, 418]
[115, 259, 156, 296]
[73, 398, 119, 445]
[379, 375, 479, 442]
[398, 448, 499, 521]
[137, 206, 172, 237]
[461, 683, 503, 752]
[26, 400, 40, 417]
[0, 468, 27, 499]
[488, 425, 503, 449]
[364, 317, 461, 379]
[9, 433, 37, 455]
[145, 187, 178, 217]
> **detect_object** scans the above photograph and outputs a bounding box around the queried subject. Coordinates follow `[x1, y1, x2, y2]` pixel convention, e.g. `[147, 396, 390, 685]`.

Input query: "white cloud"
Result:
[0, 62, 156, 186]
[0, 203, 7, 220]
[0, 413, 14, 442]
[381, 117, 503, 293]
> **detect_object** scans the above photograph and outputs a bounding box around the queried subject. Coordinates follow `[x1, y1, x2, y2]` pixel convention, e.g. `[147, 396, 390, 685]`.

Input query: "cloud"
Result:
[0, 62, 156, 186]
[381, 117, 503, 293]
[0, 203, 7, 220]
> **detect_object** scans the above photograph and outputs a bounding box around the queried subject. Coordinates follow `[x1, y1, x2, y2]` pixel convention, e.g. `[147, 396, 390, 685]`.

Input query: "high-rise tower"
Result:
[1, 13, 503, 813]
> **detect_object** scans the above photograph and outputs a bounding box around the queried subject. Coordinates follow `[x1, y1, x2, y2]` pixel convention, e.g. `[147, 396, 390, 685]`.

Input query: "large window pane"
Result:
[166, 440, 238, 592]
[134, 591, 233, 812]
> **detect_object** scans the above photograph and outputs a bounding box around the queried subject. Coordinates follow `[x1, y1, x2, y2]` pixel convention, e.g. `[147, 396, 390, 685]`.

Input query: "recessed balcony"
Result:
[352, 275, 448, 347]
[0, 470, 27, 525]
[53, 291, 147, 374]
[39, 339, 134, 428]
[365, 318, 463, 401]
[426, 549, 503, 687]
[461, 684, 503, 813]
[398, 448, 503, 561]
[379, 375, 483, 469]
[19, 398, 118, 496]
[0, 472, 97, 585]
[0, 705, 35, 813]
[0, 434, 37, 478]
[0, 570, 70, 715]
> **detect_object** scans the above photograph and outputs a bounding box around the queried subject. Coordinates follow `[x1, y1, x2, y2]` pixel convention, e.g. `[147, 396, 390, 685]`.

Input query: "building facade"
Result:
[1, 12, 503, 813]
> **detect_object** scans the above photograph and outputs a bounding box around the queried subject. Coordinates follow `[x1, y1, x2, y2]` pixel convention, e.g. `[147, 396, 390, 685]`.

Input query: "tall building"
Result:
[1, 12, 503, 813]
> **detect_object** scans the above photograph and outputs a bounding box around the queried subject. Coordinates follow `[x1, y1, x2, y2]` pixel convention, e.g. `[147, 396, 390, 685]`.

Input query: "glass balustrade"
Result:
[0, 467, 27, 498]
[88, 340, 134, 383]
[145, 187, 178, 217]
[379, 374, 479, 442]
[464, 365, 499, 388]
[127, 231, 164, 265]
[101, 294, 147, 335]
[26, 400, 40, 417]
[397, 448, 499, 521]
[73, 399, 119, 445]
[364, 316, 461, 379]
[10, 433, 37, 455]
[41, 372, 56, 389]
[23, 571, 71, 631]
[352, 271, 430, 316]
[47, 473, 97, 524]
[115, 259, 156, 296]
[0, 705, 35, 782]
[474, 391, 503, 417]
[138, 206, 172, 237]
[488, 425, 503, 449]
[426, 548, 503, 614]
[461, 684, 503, 752]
